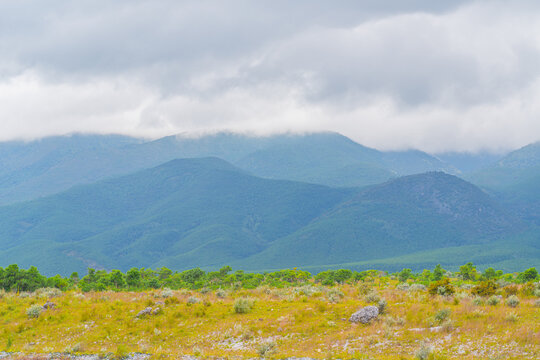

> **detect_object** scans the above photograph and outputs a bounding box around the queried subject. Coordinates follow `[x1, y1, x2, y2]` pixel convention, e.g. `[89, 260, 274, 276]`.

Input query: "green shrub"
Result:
[396, 283, 409, 291]
[364, 291, 380, 303]
[428, 278, 454, 296]
[415, 343, 432, 360]
[502, 285, 518, 297]
[471, 280, 497, 297]
[472, 297, 484, 306]
[505, 312, 518, 322]
[258, 340, 277, 357]
[327, 288, 344, 303]
[434, 308, 451, 324]
[233, 297, 254, 314]
[409, 284, 427, 292]
[487, 296, 500, 306]
[216, 289, 227, 298]
[165, 297, 180, 305]
[505, 295, 519, 308]
[34, 287, 63, 298]
[378, 299, 387, 314]
[441, 319, 454, 332]
[357, 283, 371, 296]
[27, 304, 43, 318]
[160, 288, 174, 298]
[296, 285, 322, 297]
[199, 287, 210, 295]
[187, 296, 200, 304]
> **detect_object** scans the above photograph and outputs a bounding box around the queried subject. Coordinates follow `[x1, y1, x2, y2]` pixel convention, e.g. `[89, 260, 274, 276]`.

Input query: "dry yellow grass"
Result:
[0, 283, 538, 359]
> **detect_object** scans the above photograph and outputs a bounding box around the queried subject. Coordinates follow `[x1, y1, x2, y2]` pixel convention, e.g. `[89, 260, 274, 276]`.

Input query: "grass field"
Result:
[0, 280, 538, 359]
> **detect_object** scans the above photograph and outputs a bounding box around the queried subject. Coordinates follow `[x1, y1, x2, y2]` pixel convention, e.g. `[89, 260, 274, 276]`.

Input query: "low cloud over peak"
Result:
[1, 0, 539, 153]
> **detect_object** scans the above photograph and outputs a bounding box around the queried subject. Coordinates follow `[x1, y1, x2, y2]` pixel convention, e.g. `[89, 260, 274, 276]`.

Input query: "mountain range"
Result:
[0, 132, 538, 274]
[0, 132, 456, 205]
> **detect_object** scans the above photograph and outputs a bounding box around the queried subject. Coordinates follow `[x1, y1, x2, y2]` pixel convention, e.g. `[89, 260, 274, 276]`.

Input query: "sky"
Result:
[1, 0, 540, 153]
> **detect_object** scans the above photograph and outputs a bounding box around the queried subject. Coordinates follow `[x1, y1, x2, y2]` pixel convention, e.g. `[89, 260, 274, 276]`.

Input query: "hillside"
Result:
[0, 132, 454, 205]
[234, 172, 524, 271]
[0, 135, 142, 204]
[0, 158, 353, 274]
[0, 162, 531, 275]
[468, 142, 540, 225]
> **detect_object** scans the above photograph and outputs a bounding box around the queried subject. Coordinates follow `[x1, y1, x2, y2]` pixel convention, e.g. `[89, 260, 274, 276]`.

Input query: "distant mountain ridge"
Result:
[468, 141, 540, 226]
[0, 158, 353, 274]
[0, 131, 456, 205]
[0, 132, 538, 274]
[0, 158, 531, 275]
[234, 172, 523, 271]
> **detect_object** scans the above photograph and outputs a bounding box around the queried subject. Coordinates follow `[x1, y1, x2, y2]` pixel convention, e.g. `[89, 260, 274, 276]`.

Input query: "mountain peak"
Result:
[361, 171, 505, 220]
[156, 157, 240, 172]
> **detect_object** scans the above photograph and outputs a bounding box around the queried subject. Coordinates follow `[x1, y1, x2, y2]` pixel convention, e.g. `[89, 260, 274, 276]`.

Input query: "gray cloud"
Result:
[1, 0, 539, 152]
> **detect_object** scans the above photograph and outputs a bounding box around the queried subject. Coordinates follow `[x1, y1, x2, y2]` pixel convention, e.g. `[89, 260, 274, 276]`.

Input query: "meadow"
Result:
[0, 268, 539, 359]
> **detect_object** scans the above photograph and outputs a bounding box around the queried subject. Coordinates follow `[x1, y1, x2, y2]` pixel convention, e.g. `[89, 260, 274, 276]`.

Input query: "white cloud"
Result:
[1, 1, 540, 152]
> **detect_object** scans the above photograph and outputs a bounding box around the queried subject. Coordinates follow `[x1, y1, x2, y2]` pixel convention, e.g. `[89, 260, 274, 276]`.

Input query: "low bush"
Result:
[233, 297, 254, 314]
[428, 278, 455, 296]
[487, 296, 500, 306]
[472, 297, 484, 306]
[160, 288, 174, 298]
[415, 343, 432, 360]
[364, 291, 380, 303]
[505, 295, 519, 308]
[505, 312, 518, 322]
[34, 287, 63, 298]
[258, 340, 277, 357]
[378, 299, 387, 314]
[396, 283, 409, 291]
[357, 283, 371, 296]
[434, 308, 451, 324]
[327, 288, 344, 303]
[502, 285, 518, 297]
[471, 280, 497, 297]
[27, 304, 43, 318]
[216, 289, 227, 298]
[409, 283, 426, 292]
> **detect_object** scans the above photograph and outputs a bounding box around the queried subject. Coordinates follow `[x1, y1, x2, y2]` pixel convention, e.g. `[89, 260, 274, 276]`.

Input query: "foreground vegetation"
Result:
[0, 264, 538, 359]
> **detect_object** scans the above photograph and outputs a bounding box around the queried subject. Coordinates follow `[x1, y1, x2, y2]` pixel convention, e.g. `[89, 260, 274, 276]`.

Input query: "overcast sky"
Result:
[1, 0, 540, 153]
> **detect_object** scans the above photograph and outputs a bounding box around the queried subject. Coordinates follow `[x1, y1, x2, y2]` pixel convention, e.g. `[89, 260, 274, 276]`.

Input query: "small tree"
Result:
[398, 268, 412, 283]
[518, 268, 538, 283]
[431, 264, 444, 281]
[109, 270, 125, 290]
[483, 267, 497, 280]
[459, 262, 477, 281]
[126, 268, 142, 288]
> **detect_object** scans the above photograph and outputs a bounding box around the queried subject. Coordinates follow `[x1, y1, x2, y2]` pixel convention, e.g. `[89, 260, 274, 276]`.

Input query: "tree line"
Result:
[0, 263, 537, 293]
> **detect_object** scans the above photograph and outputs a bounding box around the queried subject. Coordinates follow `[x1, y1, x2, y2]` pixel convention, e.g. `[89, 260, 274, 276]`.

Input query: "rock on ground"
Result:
[349, 305, 379, 324]
[43, 302, 56, 310]
[136, 307, 153, 317]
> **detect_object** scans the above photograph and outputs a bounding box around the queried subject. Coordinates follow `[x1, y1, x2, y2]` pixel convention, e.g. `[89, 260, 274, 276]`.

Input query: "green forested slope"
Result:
[468, 142, 540, 225]
[0, 158, 353, 274]
[0, 132, 454, 205]
[233, 172, 524, 270]
[0, 162, 530, 275]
